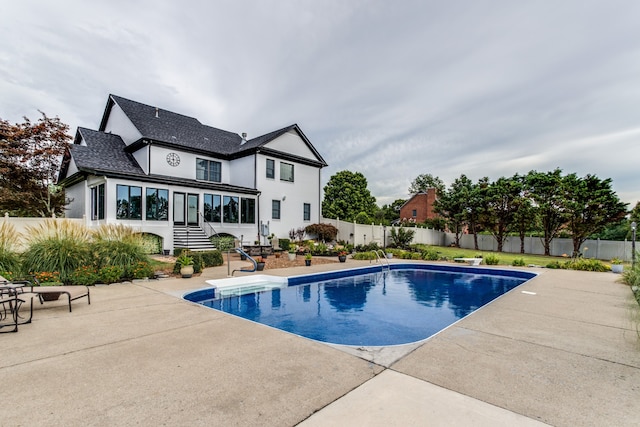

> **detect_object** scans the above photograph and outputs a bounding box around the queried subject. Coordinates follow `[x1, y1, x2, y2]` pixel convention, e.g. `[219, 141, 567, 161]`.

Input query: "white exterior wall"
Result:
[132, 144, 150, 174]
[267, 131, 318, 160]
[149, 145, 231, 183]
[229, 155, 256, 189]
[256, 153, 320, 240]
[102, 103, 142, 145]
[63, 182, 85, 218]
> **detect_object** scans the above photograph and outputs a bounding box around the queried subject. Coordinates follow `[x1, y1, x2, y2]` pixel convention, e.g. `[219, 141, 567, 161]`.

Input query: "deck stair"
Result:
[173, 226, 216, 251]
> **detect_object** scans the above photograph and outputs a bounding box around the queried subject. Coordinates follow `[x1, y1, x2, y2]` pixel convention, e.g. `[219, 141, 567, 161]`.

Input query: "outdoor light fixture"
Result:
[632, 222, 637, 268]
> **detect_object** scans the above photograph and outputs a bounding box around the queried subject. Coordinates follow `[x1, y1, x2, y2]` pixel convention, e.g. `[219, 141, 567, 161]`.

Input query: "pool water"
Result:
[184, 265, 535, 346]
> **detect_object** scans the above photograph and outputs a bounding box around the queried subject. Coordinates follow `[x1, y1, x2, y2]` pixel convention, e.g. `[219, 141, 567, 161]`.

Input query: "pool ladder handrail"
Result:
[374, 250, 391, 271]
[230, 247, 258, 276]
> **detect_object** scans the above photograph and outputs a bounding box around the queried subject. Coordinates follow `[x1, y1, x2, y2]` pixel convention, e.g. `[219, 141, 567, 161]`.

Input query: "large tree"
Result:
[322, 170, 377, 222]
[434, 175, 470, 247]
[563, 173, 628, 255]
[0, 112, 71, 217]
[526, 169, 568, 256]
[408, 173, 445, 195]
[479, 175, 523, 252]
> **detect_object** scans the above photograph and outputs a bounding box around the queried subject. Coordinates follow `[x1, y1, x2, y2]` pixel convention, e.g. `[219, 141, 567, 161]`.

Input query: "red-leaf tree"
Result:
[0, 112, 72, 217]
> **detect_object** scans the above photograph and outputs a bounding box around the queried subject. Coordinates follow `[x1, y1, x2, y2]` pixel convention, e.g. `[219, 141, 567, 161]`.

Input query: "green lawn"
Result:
[422, 245, 613, 267]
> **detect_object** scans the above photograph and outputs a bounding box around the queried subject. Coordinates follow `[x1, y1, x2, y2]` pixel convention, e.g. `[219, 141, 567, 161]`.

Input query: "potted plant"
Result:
[304, 253, 312, 266]
[256, 257, 266, 271]
[338, 251, 347, 263]
[176, 253, 194, 278]
[288, 248, 296, 261]
[611, 258, 623, 274]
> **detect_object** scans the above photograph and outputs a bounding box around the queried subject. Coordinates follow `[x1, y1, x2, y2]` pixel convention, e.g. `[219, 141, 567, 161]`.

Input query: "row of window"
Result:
[196, 158, 294, 184]
[92, 184, 311, 222]
[266, 159, 294, 182]
[272, 200, 311, 221]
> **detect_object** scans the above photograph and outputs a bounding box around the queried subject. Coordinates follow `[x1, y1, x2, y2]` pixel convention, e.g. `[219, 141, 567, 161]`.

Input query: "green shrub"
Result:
[68, 266, 99, 286]
[546, 261, 562, 269]
[129, 261, 154, 279]
[421, 247, 440, 261]
[352, 251, 377, 260]
[139, 233, 162, 254]
[484, 255, 499, 265]
[200, 250, 223, 267]
[389, 227, 415, 249]
[279, 238, 291, 251]
[99, 265, 124, 284]
[512, 258, 526, 267]
[562, 258, 609, 272]
[210, 235, 235, 252]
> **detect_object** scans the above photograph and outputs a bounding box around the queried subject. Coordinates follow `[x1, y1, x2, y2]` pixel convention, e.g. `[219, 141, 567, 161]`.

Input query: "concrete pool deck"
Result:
[2, 258, 638, 426]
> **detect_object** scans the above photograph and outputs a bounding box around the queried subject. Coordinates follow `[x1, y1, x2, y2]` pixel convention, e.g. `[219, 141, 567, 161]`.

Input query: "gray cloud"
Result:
[2, 0, 639, 207]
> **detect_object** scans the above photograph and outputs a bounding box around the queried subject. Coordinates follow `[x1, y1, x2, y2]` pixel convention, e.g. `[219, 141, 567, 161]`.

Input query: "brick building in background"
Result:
[399, 188, 438, 223]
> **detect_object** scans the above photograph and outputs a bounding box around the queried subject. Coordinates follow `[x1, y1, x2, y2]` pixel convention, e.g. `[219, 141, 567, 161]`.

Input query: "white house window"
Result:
[223, 195, 239, 223]
[91, 184, 105, 220]
[241, 198, 256, 224]
[146, 188, 168, 221]
[197, 158, 222, 182]
[303, 203, 311, 221]
[266, 159, 275, 179]
[280, 162, 294, 182]
[203, 194, 221, 222]
[116, 185, 142, 219]
[272, 200, 281, 219]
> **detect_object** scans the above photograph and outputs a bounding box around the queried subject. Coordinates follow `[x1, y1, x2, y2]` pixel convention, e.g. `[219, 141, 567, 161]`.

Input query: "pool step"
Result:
[216, 282, 285, 298]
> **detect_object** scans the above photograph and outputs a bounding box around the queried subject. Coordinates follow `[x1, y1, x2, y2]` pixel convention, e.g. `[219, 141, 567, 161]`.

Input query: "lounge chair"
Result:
[25, 277, 90, 312]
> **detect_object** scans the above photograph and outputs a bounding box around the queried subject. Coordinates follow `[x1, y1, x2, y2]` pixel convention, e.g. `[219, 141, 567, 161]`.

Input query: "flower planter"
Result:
[611, 264, 623, 274]
[256, 262, 265, 271]
[338, 255, 347, 263]
[180, 265, 194, 278]
[41, 292, 62, 301]
[287, 252, 296, 261]
[305, 259, 311, 266]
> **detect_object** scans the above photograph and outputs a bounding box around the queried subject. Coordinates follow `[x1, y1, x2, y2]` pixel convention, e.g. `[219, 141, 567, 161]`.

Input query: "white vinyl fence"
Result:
[322, 217, 636, 262]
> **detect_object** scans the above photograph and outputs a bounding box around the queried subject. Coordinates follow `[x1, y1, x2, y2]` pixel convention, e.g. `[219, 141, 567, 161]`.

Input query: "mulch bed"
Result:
[261, 255, 338, 270]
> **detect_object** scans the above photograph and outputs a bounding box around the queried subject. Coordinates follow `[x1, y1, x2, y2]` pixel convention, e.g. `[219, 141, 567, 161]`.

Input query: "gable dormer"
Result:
[98, 95, 143, 146]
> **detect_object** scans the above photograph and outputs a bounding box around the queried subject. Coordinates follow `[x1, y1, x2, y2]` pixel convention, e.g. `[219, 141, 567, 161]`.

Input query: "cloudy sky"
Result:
[2, 0, 639, 207]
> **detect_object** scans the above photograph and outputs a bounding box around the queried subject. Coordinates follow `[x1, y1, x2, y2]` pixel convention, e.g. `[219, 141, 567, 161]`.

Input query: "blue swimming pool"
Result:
[184, 264, 536, 346]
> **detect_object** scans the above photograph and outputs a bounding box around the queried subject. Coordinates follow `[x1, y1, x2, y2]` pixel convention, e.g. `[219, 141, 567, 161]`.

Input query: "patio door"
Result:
[173, 192, 185, 225]
[187, 193, 199, 226]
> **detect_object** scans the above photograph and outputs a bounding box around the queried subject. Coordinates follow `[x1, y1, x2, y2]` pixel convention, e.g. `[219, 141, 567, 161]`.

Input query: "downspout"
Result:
[255, 150, 260, 242]
[318, 168, 322, 222]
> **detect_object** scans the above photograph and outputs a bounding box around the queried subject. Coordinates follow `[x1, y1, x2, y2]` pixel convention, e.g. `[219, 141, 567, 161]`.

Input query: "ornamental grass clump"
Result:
[0, 221, 21, 275]
[91, 224, 149, 274]
[22, 219, 91, 284]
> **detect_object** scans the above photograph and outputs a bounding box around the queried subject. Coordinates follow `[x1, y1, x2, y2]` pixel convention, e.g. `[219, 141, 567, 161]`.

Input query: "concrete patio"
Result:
[2, 258, 638, 426]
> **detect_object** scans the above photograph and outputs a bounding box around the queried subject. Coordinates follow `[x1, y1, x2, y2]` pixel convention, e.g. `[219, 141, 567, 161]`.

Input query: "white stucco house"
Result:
[58, 94, 327, 253]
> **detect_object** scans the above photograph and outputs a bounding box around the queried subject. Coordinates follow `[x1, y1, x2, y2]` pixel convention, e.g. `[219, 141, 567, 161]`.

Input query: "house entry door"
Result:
[187, 194, 199, 226]
[173, 192, 185, 225]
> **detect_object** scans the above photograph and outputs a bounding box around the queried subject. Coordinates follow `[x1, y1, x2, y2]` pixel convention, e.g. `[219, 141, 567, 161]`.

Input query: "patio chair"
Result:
[25, 277, 90, 313]
[1, 282, 35, 332]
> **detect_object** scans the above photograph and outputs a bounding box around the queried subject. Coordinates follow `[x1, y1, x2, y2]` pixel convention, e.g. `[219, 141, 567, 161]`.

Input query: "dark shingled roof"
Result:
[104, 95, 243, 155]
[98, 95, 326, 166]
[71, 128, 145, 176]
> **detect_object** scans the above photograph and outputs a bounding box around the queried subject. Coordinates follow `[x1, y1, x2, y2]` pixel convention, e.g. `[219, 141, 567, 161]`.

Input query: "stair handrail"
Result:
[198, 211, 220, 238]
[231, 247, 258, 276]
